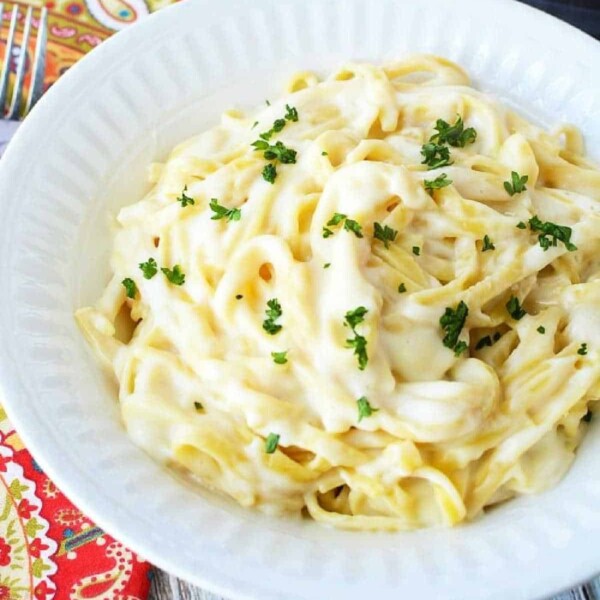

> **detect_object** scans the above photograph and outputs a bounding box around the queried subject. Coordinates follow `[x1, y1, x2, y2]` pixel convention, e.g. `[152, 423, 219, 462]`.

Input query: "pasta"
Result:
[76, 56, 600, 530]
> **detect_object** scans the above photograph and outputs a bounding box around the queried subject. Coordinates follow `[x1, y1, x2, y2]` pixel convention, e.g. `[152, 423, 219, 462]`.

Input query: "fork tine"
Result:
[0, 5, 19, 114]
[7, 5, 33, 119]
[24, 7, 47, 114]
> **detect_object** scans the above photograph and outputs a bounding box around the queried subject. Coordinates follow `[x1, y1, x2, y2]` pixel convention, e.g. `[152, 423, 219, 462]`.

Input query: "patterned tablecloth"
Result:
[0, 1, 599, 599]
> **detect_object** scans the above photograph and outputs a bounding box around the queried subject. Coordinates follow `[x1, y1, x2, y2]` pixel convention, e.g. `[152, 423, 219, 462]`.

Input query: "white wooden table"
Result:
[148, 567, 600, 599]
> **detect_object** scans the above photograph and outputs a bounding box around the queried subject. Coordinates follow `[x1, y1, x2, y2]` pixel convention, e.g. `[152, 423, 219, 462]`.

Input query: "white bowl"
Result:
[1, 0, 599, 598]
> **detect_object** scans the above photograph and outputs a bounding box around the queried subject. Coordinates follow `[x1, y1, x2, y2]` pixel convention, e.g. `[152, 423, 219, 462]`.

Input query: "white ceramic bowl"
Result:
[1, 1, 599, 598]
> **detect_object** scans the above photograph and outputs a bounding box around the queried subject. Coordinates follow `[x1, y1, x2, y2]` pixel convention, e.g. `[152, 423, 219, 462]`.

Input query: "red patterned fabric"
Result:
[0, 408, 151, 599]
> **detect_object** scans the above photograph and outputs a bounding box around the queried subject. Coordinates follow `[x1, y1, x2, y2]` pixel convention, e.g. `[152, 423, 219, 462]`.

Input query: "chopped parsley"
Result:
[420, 142, 453, 170]
[506, 295, 526, 320]
[321, 151, 329, 156]
[344, 306, 369, 370]
[412, 246, 421, 256]
[176, 185, 195, 207]
[373, 222, 398, 249]
[252, 121, 258, 129]
[528, 215, 577, 252]
[194, 401, 203, 411]
[263, 298, 283, 335]
[235, 294, 243, 300]
[475, 335, 493, 350]
[285, 104, 299, 122]
[578, 343, 588, 356]
[398, 283, 407, 293]
[209, 199, 242, 222]
[323, 263, 331, 269]
[439, 301, 469, 355]
[537, 326, 546, 334]
[424, 173, 452, 193]
[430, 115, 477, 148]
[121, 278, 137, 299]
[271, 350, 288, 365]
[516, 221, 527, 229]
[265, 99, 271, 106]
[481, 235, 495, 252]
[265, 432, 279, 454]
[252, 139, 297, 164]
[139, 257, 158, 279]
[504, 171, 528, 196]
[357, 396, 378, 422]
[323, 212, 363, 239]
[454, 340, 468, 357]
[161, 265, 186, 286]
[262, 163, 277, 184]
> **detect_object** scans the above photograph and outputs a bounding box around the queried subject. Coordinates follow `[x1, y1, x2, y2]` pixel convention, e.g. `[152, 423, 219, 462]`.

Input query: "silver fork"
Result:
[0, 3, 48, 120]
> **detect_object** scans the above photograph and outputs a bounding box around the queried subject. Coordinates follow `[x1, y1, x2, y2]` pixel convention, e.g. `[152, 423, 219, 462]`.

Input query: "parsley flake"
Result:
[454, 340, 468, 357]
[424, 173, 452, 193]
[265, 432, 279, 454]
[430, 115, 477, 148]
[373, 222, 398, 249]
[194, 401, 203, 411]
[285, 104, 299, 122]
[252, 121, 259, 129]
[398, 283, 407, 294]
[139, 257, 158, 279]
[357, 396, 379, 422]
[323, 263, 331, 269]
[516, 221, 527, 229]
[236, 294, 243, 300]
[321, 151, 329, 156]
[528, 215, 577, 252]
[537, 326, 545, 334]
[271, 350, 288, 364]
[482, 235, 495, 252]
[506, 296, 526, 320]
[504, 171, 528, 196]
[412, 246, 421, 256]
[344, 306, 369, 370]
[161, 265, 186, 286]
[263, 298, 283, 335]
[440, 301, 469, 354]
[322, 227, 334, 238]
[420, 142, 453, 170]
[176, 185, 195, 207]
[252, 140, 297, 164]
[262, 163, 277, 184]
[578, 343, 588, 356]
[209, 199, 242, 222]
[324, 213, 363, 239]
[121, 278, 137, 299]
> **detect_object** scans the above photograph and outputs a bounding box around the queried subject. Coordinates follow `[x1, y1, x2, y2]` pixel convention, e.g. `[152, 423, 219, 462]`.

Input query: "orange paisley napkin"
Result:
[0, 0, 175, 597]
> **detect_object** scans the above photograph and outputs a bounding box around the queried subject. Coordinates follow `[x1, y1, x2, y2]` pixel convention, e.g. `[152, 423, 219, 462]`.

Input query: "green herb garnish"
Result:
[482, 235, 495, 252]
[236, 294, 243, 300]
[357, 396, 378, 422]
[420, 142, 452, 169]
[252, 139, 297, 164]
[271, 350, 288, 364]
[194, 401, 203, 411]
[344, 306, 369, 370]
[121, 278, 137, 299]
[265, 433, 279, 454]
[430, 115, 477, 148]
[412, 246, 421, 256]
[440, 301, 469, 354]
[424, 173, 452, 193]
[454, 340, 468, 357]
[139, 257, 158, 279]
[323, 263, 331, 269]
[263, 298, 283, 335]
[398, 283, 407, 293]
[285, 104, 299, 122]
[516, 221, 527, 229]
[506, 296, 526, 320]
[176, 185, 195, 207]
[504, 171, 528, 196]
[373, 222, 398, 249]
[528, 215, 577, 252]
[578, 343, 588, 356]
[262, 163, 277, 184]
[323, 212, 363, 239]
[537, 326, 545, 334]
[209, 199, 241, 222]
[161, 265, 186, 286]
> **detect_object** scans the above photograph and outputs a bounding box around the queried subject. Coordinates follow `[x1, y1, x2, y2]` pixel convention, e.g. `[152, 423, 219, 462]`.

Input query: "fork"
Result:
[0, 3, 48, 120]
